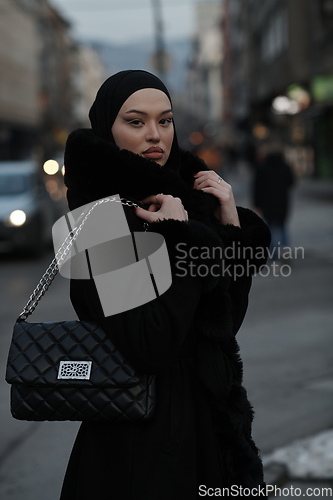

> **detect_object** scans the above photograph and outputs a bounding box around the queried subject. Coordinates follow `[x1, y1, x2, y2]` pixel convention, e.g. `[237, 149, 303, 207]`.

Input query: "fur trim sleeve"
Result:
[212, 207, 271, 276]
[147, 218, 226, 293]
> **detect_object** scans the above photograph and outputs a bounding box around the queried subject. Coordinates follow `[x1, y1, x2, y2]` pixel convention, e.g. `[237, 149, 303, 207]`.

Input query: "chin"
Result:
[156, 156, 169, 167]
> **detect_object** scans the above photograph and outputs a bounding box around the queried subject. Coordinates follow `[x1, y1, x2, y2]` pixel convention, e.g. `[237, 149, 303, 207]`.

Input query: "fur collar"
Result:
[64, 128, 248, 400]
[64, 128, 220, 222]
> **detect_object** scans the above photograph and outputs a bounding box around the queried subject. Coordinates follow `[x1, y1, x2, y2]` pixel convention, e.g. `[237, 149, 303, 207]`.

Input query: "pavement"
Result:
[229, 166, 333, 498]
[263, 429, 333, 498]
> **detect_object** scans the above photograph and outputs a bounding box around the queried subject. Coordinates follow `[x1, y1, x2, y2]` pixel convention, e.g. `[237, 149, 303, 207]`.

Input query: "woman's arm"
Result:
[192, 170, 240, 227]
[213, 206, 271, 336]
[190, 169, 271, 338]
[191, 168, 271, 276]
[71, 272, 202, 374]
[70, 208, 226, 373]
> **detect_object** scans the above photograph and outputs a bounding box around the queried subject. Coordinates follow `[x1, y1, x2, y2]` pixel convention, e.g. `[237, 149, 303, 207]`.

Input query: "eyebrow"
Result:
[124, 108, 173, 115]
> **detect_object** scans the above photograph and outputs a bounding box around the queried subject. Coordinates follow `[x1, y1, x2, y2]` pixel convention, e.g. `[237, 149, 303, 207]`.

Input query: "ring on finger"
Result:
[156, 193, 163, 203]
[217, 176, 222, 184]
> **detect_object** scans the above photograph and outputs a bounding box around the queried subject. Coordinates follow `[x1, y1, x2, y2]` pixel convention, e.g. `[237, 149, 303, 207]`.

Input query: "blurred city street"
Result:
[0, 168, 332, 499]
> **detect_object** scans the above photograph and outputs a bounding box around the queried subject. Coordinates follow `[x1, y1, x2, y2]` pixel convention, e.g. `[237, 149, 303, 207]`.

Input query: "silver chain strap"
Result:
[17, 196, 148, 321]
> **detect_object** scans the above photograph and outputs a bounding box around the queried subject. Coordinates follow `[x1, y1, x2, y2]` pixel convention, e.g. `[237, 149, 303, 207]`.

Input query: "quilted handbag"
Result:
[5, 196, 156, 422]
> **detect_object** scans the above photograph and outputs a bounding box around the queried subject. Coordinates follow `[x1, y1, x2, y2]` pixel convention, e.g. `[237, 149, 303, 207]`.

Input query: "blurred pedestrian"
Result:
[253, 143, 295, 262]
[60, 70, 270, 499]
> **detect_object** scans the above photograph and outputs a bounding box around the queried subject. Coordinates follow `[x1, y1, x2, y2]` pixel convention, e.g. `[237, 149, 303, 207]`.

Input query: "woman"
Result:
[61, 70, 271, 499]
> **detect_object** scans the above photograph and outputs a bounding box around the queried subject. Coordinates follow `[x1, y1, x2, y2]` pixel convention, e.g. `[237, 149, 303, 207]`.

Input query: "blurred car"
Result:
[0, 160, 56, 255]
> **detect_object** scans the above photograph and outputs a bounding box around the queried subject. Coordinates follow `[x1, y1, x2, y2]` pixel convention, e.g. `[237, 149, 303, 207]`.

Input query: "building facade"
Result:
[223, 0, 333, 177]
[72, 44, 106, 128]
[0, 0, 93, 163]
[0, 0, 40, 160]
[187, 1, 224, 128]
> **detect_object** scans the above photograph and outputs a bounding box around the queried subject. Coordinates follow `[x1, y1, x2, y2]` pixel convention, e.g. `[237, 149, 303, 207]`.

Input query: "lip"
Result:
[142, 147, 163, 154]
[142, 147, 163, 160]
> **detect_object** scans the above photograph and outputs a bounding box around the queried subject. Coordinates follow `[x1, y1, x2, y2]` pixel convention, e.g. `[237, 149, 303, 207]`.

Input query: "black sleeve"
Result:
[210, 206, 271, 336]
[70, 213, 227, 373]
[147, 217, 225, 293]
[212, 206, 271, 279]
[70, 273, 202, 374]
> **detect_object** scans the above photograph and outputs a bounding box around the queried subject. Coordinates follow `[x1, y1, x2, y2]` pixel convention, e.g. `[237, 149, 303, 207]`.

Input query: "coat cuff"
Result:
[212, 207, 271, 276]
[147, 218, 226, 293]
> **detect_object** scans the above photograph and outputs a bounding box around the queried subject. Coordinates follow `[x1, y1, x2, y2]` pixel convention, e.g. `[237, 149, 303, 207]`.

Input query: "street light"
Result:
[272, 96, 300, 115]
[43, 159, 59, 175]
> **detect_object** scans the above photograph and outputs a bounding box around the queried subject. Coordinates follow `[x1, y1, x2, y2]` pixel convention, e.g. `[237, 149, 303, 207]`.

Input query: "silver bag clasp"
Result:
[57, 361, 92, 380]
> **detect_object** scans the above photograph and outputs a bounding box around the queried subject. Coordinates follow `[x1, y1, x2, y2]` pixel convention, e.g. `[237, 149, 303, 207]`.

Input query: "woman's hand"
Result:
[134, 194, 188, 223]
[193, 171, 240, 227]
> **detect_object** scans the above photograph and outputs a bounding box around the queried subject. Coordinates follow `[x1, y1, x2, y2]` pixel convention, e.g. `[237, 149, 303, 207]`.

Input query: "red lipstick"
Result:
[142, 146, 163, 160]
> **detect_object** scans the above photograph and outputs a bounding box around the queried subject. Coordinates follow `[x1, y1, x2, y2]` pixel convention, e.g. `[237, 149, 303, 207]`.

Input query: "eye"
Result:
[160, 118, 173, 125]
[129, 119, 144, 126]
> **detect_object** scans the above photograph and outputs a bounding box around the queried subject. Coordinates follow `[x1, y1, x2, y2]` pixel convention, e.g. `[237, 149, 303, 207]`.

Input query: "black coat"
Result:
[60, 129, 271, 500]
[253, 153, 294, 224]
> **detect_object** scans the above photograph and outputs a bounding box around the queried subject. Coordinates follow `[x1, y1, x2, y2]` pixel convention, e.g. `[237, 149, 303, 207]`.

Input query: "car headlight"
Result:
[9, 210, 26, 226]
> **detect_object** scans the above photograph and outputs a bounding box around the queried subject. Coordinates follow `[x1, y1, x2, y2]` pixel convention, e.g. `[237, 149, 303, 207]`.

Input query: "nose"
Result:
[145, 122, 160, 143]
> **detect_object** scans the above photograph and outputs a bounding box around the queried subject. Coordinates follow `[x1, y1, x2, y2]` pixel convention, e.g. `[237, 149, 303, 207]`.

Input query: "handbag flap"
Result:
[5, 320, 146, 388]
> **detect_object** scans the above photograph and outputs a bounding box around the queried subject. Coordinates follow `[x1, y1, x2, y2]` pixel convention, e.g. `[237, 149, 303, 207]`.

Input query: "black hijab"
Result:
[89, 70, 181, 172]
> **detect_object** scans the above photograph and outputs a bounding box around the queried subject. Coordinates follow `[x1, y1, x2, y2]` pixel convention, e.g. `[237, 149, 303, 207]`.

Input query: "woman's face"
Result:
[111, 88, 174, 166]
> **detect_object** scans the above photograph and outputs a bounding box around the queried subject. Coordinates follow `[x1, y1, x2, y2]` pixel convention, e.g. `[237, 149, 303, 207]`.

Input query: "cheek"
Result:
[160, 129, 174, 165]
[166, 129, 174, 153]
[113, 126, 141, 152]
